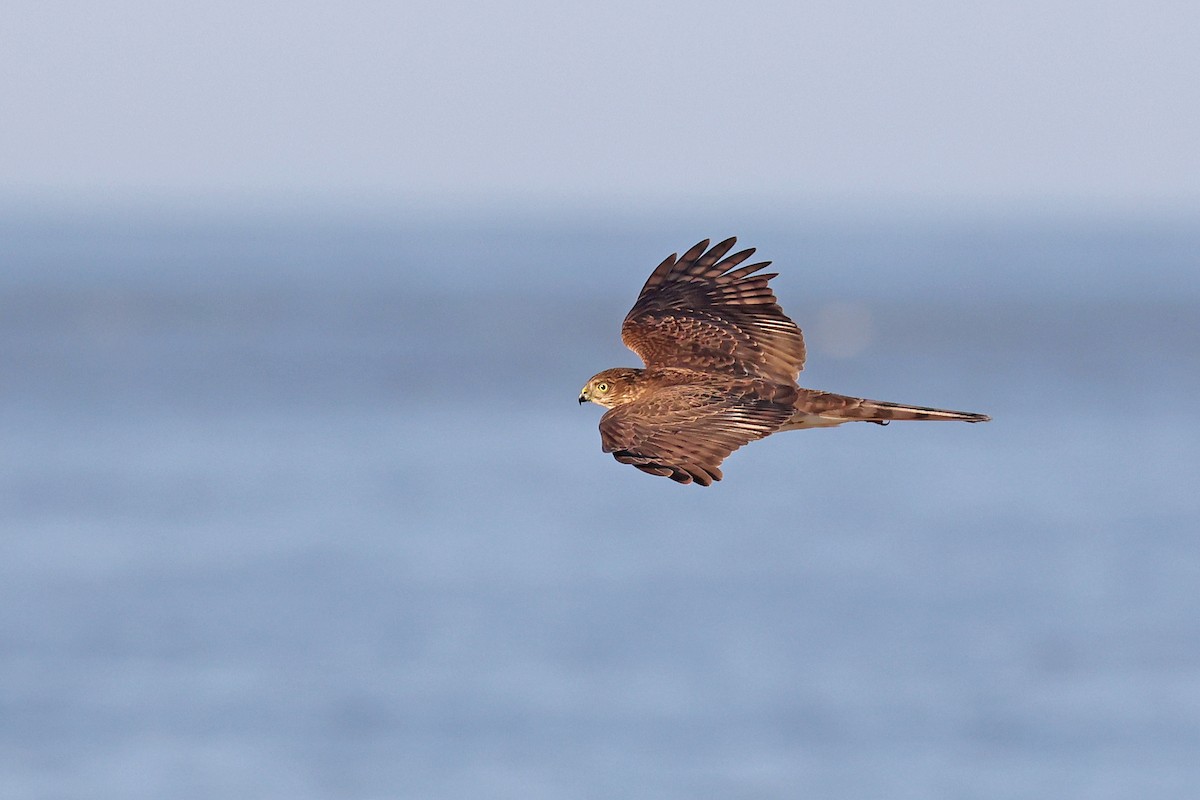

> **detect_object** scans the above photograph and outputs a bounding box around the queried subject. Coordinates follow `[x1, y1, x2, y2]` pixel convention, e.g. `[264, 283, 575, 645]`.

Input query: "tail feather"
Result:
[781, 389, 990, 430]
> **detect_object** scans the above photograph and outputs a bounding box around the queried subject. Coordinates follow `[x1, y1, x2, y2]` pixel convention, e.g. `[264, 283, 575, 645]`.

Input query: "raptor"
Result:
[579, 237, 989, 485]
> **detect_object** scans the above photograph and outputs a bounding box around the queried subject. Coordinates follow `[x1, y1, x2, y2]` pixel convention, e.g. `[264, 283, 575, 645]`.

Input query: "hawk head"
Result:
[579, 368, 644, 409]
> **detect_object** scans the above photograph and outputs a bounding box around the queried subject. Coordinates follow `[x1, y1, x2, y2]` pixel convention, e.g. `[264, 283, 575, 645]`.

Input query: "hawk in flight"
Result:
[579, 237, 989, 485]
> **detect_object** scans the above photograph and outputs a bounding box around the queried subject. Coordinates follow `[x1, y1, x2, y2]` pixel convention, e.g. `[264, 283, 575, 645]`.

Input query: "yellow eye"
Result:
[596, 382, 608, 392]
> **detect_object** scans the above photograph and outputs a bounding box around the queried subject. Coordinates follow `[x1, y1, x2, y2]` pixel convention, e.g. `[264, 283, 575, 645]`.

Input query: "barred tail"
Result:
[781, 389, 990, 430]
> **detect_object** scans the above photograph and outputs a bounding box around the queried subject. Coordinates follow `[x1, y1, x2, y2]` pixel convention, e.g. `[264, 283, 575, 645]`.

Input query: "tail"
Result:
[781, 388, 990, 430]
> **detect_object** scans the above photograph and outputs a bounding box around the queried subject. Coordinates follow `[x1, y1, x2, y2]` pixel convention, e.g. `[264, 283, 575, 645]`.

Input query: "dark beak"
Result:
[578, 394, 587, 405]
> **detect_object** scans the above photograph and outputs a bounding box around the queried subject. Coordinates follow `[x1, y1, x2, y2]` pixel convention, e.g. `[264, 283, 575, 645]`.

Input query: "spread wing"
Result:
[599, 381, 797, 486]
[621, 237, 807, 384]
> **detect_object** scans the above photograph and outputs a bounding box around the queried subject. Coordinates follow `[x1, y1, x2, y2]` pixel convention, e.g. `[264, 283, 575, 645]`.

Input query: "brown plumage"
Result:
[579, 237, 990, 485]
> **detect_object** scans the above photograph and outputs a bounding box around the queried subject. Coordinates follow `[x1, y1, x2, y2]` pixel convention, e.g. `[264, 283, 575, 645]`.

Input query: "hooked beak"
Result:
[578, 390, 589, 405]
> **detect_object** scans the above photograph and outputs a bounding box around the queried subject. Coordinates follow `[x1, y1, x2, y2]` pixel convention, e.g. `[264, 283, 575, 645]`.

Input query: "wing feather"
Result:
[621, 238, 807, 384]
[598, 381, 796, 485]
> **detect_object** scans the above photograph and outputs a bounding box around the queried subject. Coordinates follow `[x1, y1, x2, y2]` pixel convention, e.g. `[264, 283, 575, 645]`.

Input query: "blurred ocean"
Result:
[1, 209, 1198, 799]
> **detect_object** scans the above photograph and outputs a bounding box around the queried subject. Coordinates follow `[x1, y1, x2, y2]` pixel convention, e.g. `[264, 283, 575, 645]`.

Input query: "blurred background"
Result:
[2, 2, 1198, 798]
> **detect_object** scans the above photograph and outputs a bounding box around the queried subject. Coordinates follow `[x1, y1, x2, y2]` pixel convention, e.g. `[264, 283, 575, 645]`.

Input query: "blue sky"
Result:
[4, 1, 1198, 212]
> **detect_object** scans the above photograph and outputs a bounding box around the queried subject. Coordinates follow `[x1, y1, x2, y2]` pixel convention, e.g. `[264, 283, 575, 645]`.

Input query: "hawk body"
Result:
[579, 238, 989, 485]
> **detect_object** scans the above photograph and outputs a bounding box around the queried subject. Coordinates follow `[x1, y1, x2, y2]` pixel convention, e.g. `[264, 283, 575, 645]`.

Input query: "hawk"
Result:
[578, 237, 990, 485]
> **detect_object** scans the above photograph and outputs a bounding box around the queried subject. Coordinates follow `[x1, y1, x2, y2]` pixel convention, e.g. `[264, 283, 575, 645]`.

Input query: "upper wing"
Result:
[598, 381, 797, 486]
[621, 237, 806, 384]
